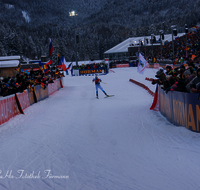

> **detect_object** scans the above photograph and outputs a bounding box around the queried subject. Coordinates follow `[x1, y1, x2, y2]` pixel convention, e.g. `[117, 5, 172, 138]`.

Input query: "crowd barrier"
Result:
[48, 80, 59, 95]
[129, 79, 155, 96]
[16, 90, 30, 110]
[129, 77, 200, 133]
[0, 78, 63, 126]
[0, 95, 18, 125]
[34, 85, 49, 102]
[159, 86, 200, 133]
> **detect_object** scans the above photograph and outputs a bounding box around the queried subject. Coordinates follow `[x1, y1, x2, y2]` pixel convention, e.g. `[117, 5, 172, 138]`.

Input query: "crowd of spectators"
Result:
[0, 68, 64, 97]
[145, 64, 200, 93]
[146, 27, 200, 64]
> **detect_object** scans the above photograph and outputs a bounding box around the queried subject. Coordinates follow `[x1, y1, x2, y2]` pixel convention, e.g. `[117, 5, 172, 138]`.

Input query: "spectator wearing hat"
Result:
[165, 66, 173, 76]
[184, 69, 191, 84]
[190, 68, 200, 93]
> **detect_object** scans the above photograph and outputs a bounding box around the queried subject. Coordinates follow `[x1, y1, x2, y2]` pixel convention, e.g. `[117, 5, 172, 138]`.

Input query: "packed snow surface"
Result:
[0, 67, 200, 190]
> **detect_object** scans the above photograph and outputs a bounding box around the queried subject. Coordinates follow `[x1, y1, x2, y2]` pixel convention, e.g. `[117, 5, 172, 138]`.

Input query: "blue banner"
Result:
[159, 86, 200, 132]
[34, 85, 49, 102]
[79, 68, 108, 75]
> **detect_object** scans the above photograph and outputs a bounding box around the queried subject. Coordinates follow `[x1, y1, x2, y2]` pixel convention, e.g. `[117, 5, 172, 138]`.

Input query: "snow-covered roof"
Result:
[0, 60, 19, 68]
[0, 56, 20, 61]
[104, 33, 185, 54]
[65, 60, 104, 66]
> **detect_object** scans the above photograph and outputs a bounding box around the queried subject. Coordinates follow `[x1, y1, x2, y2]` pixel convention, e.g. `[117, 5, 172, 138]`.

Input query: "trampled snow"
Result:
[0, 67, 200, 190]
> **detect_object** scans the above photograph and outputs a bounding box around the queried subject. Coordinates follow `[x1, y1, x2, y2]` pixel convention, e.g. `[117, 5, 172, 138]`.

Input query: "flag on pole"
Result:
[15, 64, 21, 72]
[58, 56, 67, 71]
[191, 54, 196, 60]
[49, 38, 53, 56]
[57, 52, 59, 64]
[39, 65, 44, 73]
[173, 58, 178, 65]
[137, 53, 149, 74]
[43, 64, 50, 74]
[66, 62, 73, 70]
[39, 59, 53, 66]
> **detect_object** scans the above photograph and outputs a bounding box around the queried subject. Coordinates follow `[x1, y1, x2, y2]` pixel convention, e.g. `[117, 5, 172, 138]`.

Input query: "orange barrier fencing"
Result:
[48, 81, 59, 95]
[0, 95, 18, 125]
[16, 90, 30, 110]
[0, 78, 63, 126]
[129, 79, 155, 96]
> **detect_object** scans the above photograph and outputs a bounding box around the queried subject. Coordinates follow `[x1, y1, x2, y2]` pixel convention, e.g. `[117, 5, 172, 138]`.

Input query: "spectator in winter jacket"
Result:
[190, 68, 200, 93]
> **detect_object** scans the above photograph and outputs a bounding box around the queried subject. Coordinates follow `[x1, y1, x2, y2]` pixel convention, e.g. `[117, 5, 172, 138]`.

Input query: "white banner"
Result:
[137, 53, 149, 74]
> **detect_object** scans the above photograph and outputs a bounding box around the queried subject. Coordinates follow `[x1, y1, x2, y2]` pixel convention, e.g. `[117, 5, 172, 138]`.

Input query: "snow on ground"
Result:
[0, 67, 200, 190]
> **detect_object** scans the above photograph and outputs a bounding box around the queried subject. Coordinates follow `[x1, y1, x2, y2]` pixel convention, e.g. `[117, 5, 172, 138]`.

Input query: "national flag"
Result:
[58, 56, 67, 71]
[45, 60, 53, 65]
[43, 64, 50, 74]
[28, 84, 33, 92]
[150, 84, 159, 111]
[15, 64, 21, 72]
[40, 82, 46, 89]
[39, 65, 44, 73]
[43, 64, 48, 70]
[39, 60, 53, 67]
[66, 62, 73, 70]
[49, 38, 53, 56]
[55, 71, 60, 75]
[191, 54, 196, 60]
[192, 25, 198, 29]
[173, 58, 178, 65]
[137, 53, 149, 74]
[57, 52, 59, 64]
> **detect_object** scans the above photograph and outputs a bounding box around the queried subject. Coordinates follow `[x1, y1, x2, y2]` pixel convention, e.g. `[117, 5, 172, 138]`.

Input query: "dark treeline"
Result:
[0, 0, 200, 62]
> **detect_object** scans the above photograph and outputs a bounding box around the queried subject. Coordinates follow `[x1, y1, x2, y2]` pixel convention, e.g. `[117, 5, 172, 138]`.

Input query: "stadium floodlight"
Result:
[69, 11, 78, 66]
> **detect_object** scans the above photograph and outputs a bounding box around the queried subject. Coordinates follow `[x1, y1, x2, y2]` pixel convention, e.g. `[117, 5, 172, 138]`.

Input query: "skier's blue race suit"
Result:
[92, 77, 106, 95]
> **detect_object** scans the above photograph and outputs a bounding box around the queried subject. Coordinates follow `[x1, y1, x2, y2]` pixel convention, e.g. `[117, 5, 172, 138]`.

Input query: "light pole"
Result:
[138, 39, 141, 53]
[144, 38, 148, 58]
[185, 24, 188, 58]
[151, 34, 155, 62]
[159, 30, 164, 61]
[69, 11, 78, 66]
[171, 25, 177, 64]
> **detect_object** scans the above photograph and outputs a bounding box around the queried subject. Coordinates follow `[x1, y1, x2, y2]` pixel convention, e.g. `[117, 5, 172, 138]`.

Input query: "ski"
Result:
[105, 95, 114, 98]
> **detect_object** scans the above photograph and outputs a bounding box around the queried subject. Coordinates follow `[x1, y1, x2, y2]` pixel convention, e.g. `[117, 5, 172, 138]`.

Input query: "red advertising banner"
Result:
[116, 64, 129, 68]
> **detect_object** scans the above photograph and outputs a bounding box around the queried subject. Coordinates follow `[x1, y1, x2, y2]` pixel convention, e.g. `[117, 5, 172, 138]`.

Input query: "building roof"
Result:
[104, 33, 185, 54]
[0, 56, 20, 61]
[0, 60, 19, 68]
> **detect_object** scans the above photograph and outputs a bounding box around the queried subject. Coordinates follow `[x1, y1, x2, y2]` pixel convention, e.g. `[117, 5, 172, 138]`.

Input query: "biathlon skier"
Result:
[92, 74, 109, 99]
